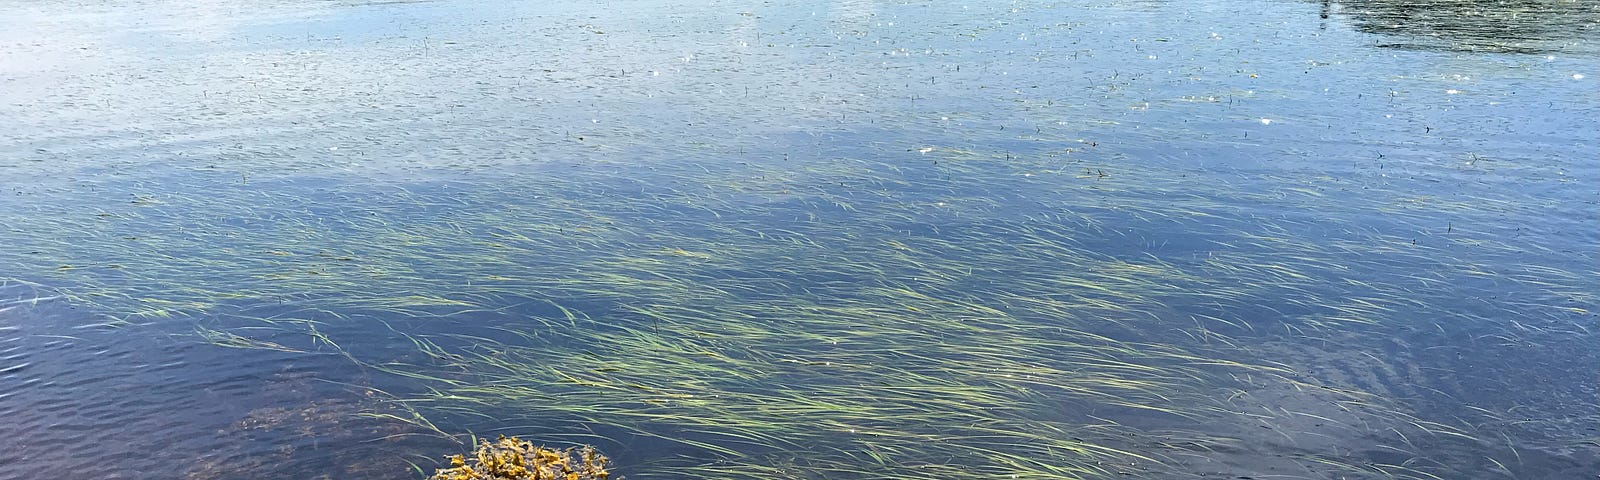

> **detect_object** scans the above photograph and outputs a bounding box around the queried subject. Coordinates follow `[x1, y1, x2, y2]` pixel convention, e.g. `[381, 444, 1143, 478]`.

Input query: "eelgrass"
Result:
[5, 142, 1590, 478]
[1, 2, 1594, 473]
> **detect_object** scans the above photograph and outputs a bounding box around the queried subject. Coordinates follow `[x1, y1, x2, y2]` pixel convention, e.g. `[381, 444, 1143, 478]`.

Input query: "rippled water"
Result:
[2, 0, 1596, 478]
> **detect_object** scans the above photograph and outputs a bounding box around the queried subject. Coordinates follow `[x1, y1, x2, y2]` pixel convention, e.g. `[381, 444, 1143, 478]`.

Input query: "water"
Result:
[2, 0, 1596, 478]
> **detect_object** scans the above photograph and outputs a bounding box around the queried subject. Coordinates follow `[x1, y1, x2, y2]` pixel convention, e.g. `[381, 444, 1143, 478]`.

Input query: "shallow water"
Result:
[2, 0, 1597, 478]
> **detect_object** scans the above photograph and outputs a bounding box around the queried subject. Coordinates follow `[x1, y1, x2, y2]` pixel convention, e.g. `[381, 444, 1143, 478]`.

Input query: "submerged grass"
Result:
[2, 0, 1595, 476]
[3, 139, 1593, 479]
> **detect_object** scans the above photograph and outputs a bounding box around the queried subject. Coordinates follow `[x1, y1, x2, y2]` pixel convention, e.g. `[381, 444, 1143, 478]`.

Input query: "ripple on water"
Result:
[0, 282, 443, 479]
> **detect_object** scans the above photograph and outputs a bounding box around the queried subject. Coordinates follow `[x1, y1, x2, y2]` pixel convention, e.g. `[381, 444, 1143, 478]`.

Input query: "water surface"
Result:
[2, 0, 1596, 478]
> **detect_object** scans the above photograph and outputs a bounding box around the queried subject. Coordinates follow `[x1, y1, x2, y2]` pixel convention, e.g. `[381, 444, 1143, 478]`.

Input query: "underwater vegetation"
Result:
[0, 0, 1595, 478]
[8, 145, 1593, 478]
[431, 436, 612, 480]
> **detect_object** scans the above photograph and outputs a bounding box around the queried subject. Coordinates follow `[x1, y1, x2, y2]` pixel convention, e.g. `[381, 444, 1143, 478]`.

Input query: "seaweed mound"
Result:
[430, 436, 612, 480]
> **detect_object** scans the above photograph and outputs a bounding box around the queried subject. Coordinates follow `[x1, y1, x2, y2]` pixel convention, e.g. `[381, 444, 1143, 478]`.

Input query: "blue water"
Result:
[2, 0, 1596, 478]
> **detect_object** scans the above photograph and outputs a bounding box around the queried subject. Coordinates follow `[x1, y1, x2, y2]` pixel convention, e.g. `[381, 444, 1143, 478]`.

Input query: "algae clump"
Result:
[430, 436, 612, 480]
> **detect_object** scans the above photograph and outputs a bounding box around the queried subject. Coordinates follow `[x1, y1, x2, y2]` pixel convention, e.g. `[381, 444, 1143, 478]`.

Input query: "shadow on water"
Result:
[1323, 0, 1600, 53]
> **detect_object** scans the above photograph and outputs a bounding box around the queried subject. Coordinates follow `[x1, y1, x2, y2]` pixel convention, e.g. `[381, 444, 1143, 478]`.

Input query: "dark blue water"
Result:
[2, 0, 1596, 478]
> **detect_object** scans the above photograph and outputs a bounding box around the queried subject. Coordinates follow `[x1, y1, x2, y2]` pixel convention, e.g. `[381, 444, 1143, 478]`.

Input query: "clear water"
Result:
[1, 0, 1596, 478]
